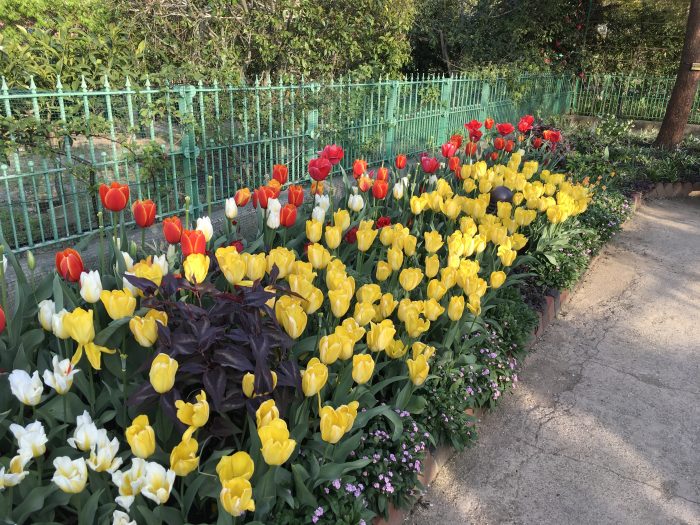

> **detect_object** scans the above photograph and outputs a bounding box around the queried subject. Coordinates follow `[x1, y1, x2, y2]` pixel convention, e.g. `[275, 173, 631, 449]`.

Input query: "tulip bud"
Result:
[26, 250, 35, 271]
[311, 206, 326, 223]
[225, 198, 238, 220]
[149, 353, 178, 394]
[79, 270, 102, 304]
[352, 354, 375, 384]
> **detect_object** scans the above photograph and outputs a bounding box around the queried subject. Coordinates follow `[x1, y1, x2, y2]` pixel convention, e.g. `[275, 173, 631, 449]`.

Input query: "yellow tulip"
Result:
[170, 428, 199, 476]
[339, 317, 366, 343]
[497, 202, 513, 220]
[407, 354, 429, 386]
[399, 268, 423, 292]
[325, 288, 350, 318]
[427, 279, 447, 301]
[220, 477, 256, 517]
[353, 302, 376, 326]
[385, 339, 408, 359]
[301, 357, 329, 396]
[333, 327, 356, 360]
[257, 419, 296, 465]
[440, 198, 461, 220]
[423, 231, 443, 253]
[333, 209, 350, 231]
[376, 261, 392, 281]
[217, 451, 254, 483]
[497, 246, 517, 267]
[318, 334, 343, 365]
[62, 307, 95, 346]
[242, 371, 277, 398]
[175, 390, 209, 428]
[275, 296, 308, 338]
[490, 271, 507, 289]
[183, 254, 210, 284]
[423, 298, 445, 321]
[319, 401, 359, 444]
[149, 353, 178, 394]
[366, 319, 396, 352]
[255, 399, 279, 428]
[307, 243, 331, 270]
[410, 195, 425, 214]
[100, 290, 136, 320]
[288, 275, 324, 314]
[132, 258, 164, 287]
[385, 245, 404, 271]
[306, 219, 323, 243]
[379, 227, 395, 246]
[290, 261, 316, 281]
[412, 342, 436, 360]
[404, 310, 430, 338]
[401, 234, 417, 256]
[125, 415, 156, 459]
[324, 225, 342, 250]
[425, 254, 440, 279]
[356, 228, 378, 252]
[242, 253, 267, 281]
[448, 295, 465, 321]
[510, 233, 528, 250]
[379, 293, 398, 318]
[129, 315, 159, 347]
[467, 294, 482, 316]
[266, 247, 296, 278]
[146, 309, 167, 326]
[352, 354, 375, 384]
[216, 248, 246, 284]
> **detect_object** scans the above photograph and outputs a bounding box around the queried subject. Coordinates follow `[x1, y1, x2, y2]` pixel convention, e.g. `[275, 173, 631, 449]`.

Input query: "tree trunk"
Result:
[654, 0, 700, 149]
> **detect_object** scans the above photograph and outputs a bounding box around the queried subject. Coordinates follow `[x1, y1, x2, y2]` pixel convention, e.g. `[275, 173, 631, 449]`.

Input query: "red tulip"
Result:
[448, 156, 460, 172]
[532, 137, 543, 149]
[395, 154, 407, 170]
[55, 248, 84, 282]
[505, 140, 515, 153]
[353, 159, 368, 179]
[163, 216, 183, 244]
[372, 179, 388, 199]
[132, 199, 156, 228]
[450, 134, 463, 149]
[272, 164, 288, 185]
[517, 115, 534, 133]
[287, 185, 304, 207]
[280, 204, 297, 227]
[99, 182, 130, 212]
[469, 129, 482, 142]
[441, 142, 457, 158]
[0, 305, 5, 335]
[489, 152, 499, 161]
[543, 129, 561, 143]
[320, 144, 344, 165]
[181, 229, 206, 257]
[344, 226, 358, 244]
[235, 188, 252, 207]
[358, 176, 373, 193]
[252, 186, 276, 209]
[230, 240, 244, 253]
[484, 118, 494, 130]
[465, 142, 478, 156]
[376, 167, 389, 181]
[465, 119, 482, 132]
[421, 156, 440, 174]
[308, 157, 332, 181]
[494, 137, 505, 151]
[496, 123, 515, 136]
[376, 216, 391, 229]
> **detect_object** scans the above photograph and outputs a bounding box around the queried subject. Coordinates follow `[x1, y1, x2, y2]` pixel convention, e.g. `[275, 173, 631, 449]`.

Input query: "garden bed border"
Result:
[373, 190, 645, 525]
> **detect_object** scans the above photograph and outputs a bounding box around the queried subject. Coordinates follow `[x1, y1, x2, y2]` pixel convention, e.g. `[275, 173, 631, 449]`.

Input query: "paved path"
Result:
[410, 198, 700, 525]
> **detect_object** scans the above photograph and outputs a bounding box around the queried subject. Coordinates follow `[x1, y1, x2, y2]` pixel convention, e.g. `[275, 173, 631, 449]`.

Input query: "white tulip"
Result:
[10, 421, 48, 458]
[121, 274, 138, 297]
[267, 198, 281, 214]
[196, 216, 213, 242]
[51, 309, 70, 340]
[348, 193, 364, 212]
[119, 252, 134, 272]
[225, 198, 238, 220]
[311, 206, 326, 223]
[2, 254, 7, 274]
[112, 510, 137, 525]
[112, 458, 147, 511]
[79, 270, 102, 303]
[68, 411, 100, 452]
[8, 370, 43, 406]
[266, 210, 280, 229]
[428, 175, 438, 185]
[43, 355, 79, 395]
[140, 462, 175, 505]
[87, 429, 122, 473]
[401, 176, 409, 188]
[315, 194, 330, 211]
[393, 181, 404, 200]
[152, 254, 168, 276]
[37, 299, 55, 332]
[0, 453, 31, 488]
[52, 456, 88, 494]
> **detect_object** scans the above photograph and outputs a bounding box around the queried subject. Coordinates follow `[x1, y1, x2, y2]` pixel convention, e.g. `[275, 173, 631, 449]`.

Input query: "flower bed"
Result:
[0, 116, 624, 525]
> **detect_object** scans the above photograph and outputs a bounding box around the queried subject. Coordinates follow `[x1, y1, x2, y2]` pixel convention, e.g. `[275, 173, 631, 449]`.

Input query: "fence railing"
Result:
[571, 74, 700, 124]
[0, 73, 574, 252]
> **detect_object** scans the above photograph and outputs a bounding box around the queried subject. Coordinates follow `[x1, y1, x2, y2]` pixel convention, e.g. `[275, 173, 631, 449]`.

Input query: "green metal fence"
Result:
[0, 73, 574, 252]
[571, 74, 700, 124]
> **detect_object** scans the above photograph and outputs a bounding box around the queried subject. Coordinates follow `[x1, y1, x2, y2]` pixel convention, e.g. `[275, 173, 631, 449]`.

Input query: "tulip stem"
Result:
[88, 367, 96, 414]
[111, 212, 119, 254]
[121, 349, 128, 426]
[98, 211, 106, 276]
[140, 228, 146, 254]
[62, 393, 68, 441]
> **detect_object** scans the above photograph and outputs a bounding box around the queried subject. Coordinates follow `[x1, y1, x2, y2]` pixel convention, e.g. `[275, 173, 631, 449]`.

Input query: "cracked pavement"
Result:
[409, 198, 700, 525]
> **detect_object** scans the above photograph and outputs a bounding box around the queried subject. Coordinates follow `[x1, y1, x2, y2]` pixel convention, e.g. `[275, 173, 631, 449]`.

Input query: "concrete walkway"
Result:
[411, 198, 700, 525]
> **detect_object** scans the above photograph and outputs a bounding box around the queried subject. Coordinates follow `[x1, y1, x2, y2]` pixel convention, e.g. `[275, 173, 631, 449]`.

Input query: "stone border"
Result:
[373, 191, 648, 525]
[644, 181, 700, 199]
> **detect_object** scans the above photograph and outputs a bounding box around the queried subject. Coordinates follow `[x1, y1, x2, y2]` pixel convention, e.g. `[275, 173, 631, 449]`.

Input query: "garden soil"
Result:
[410, 197, 700, 525]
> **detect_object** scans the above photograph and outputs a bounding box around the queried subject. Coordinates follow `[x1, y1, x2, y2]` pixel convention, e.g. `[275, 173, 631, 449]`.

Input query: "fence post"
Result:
[437, 76, 454, 141]
[177, 85, 200, 218]
[479, 81, 491, 123]
[571, 76, 580, 114]
[384, 80, 400, 159]
[305, 83, 320, 163]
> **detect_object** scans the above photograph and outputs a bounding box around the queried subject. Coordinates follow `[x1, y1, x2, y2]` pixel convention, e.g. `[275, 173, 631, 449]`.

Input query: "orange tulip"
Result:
[56, 248, 84, 282]
[132, 199, 156, 228]
[272, 164, 288, 185]
[181, 229, 206, 257]
[99, 182, 130, 212]
[234, 188, 252, 207]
